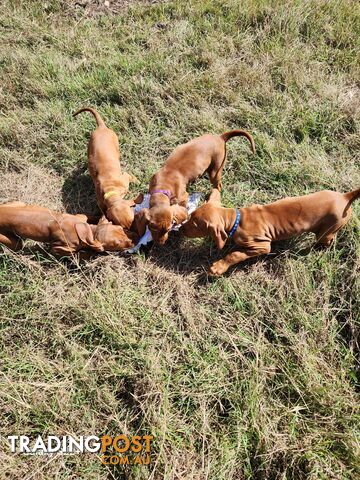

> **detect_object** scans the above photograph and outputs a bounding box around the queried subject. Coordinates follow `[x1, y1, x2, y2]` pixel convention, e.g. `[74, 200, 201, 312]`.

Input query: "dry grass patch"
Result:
[0, 161, 64, 210]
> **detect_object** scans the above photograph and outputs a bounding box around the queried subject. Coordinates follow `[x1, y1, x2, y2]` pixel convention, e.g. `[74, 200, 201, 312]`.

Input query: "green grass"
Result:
[0, 0, 359, 478]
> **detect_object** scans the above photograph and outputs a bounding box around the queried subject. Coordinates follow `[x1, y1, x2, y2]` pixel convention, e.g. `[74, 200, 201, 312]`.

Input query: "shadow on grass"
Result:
[61, 164, 101, 217]
[5, 230, 330, 284]
[141, 232, 214, 283]
[139, 232, 306, 283]
[158, 234, 317, 280]
[174, 237, 314, 283]
[11, 243, 111, 275]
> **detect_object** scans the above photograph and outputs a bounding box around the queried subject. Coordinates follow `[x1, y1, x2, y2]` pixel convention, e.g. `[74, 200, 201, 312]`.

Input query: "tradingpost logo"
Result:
[6, 434, 154, 465]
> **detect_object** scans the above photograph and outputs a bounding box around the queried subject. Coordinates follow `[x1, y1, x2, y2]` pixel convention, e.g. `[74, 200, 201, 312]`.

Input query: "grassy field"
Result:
[0, 0, 359, 478]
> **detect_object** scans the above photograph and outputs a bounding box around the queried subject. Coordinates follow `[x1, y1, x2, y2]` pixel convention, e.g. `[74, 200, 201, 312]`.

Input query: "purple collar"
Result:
[150, 189, 172, 200]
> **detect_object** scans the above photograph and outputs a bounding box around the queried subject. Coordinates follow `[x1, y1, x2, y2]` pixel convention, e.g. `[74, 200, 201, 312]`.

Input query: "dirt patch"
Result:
[0, 162, 64, 211]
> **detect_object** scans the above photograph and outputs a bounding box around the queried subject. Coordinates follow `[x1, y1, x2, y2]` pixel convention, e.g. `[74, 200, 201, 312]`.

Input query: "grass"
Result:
[0, 0, 359, 478]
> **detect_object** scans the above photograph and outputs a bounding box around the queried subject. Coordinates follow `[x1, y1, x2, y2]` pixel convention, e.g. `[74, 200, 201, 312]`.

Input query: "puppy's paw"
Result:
[208, 260, 229, 276]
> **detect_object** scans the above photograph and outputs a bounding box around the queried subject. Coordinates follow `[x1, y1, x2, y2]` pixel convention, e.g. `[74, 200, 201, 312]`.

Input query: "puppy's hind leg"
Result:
[315, 233, 335, 248]
[0, 233, 23, 251]
[314, 215, 351, 248]
[208, 145, 227, 191]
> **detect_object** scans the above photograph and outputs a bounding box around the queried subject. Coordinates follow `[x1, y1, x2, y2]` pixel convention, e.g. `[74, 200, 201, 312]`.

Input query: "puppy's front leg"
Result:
[209, 243, 271, 276]
[178, 192, 189, 207]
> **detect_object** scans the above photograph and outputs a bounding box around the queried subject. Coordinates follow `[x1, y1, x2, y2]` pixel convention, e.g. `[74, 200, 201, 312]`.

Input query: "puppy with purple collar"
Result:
[135, 129, 255, 244]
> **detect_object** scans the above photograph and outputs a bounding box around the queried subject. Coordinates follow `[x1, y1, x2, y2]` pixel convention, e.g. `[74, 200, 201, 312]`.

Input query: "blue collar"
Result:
[228, 209, 241, 238]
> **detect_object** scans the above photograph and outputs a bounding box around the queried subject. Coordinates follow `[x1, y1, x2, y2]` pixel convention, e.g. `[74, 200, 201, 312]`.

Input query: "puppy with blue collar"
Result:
[182, 187, 359, 276]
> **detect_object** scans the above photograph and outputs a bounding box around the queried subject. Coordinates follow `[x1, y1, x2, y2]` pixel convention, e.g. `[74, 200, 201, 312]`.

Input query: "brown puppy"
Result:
[182, 188, 359, 276]
[73, 107, 138, 229]
[0, 202, 137, 256]
[136, 130, 255, 244]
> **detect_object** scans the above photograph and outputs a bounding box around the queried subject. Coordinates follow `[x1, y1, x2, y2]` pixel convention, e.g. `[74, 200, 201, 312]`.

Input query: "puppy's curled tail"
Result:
[344, 188, 360, 204]
[221, 129, 256, 154]
[73, 107, 105, 127]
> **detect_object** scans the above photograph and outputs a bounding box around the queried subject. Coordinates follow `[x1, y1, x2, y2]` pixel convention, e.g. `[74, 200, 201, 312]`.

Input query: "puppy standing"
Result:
[73, 107, 138, 229]
[0, 202, 137, 256]
[182, 188, 360, 276]
[136, 130, 255, 244]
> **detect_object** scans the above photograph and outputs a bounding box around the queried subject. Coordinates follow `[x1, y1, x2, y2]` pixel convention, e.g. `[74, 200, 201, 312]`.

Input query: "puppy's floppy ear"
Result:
[134, 208, 150, 236]
[207, 222, 227, 249]
[171, 205, 188, 225]
[75, 223, 104, 252]
[207, 188, 222, 204]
